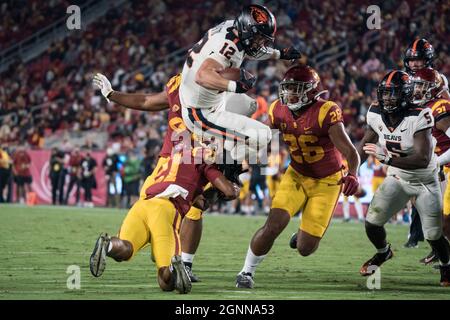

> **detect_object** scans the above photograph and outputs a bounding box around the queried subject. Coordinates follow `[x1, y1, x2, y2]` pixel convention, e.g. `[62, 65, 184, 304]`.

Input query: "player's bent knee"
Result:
[297, 243, 318, 257]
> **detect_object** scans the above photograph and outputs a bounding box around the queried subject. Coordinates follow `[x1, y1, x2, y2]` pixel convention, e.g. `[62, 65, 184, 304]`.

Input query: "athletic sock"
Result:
[343, 199, 350, 220]
[354, 199, 364, 220]
[240, 246, 266, 276]
[181, 252, 195, 268]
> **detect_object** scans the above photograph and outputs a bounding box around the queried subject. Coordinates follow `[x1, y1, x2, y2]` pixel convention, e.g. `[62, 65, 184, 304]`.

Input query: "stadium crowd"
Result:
[0, 0, 448, 211]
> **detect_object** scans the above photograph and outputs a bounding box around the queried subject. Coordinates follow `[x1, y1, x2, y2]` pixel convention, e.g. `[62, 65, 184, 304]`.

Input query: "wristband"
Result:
[273, 49, 281, 59]
[227, 80, 237, 93]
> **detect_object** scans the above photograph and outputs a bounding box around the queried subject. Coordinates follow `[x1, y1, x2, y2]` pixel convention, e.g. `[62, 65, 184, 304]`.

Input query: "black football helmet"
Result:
[234, 4, 276, 58]
[403, 38, 435, 74]
[377, 70, 414, 114]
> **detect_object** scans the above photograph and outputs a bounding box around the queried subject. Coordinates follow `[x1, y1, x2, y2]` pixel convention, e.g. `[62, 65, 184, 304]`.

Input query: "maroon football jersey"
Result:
[268, 98, 344, 179]
[145, 145, 222, 216]
[159, 74, 187, 158]
[430, 98, 450, 167]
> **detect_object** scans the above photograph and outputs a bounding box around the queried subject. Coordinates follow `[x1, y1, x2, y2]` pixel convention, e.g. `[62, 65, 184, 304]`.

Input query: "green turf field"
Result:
[0, 204, 448, 300]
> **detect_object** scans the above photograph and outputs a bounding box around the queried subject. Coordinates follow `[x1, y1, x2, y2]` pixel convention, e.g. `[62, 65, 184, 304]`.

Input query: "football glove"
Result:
[235, 69, 256, 93]
[340, 173, 360, 197]
[279, 46, 302, 60]
[93, 73, 113, 102]
[363, 143, 392, 164]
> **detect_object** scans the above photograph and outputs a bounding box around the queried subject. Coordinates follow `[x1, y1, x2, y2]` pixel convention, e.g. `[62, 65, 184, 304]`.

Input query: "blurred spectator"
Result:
[103, 148, 120, 208]
[0, 144, 12, 203]
[121, 150, 141, 208]
[80, 152, 97, 207]
[12, 146, 32, 204]
[65, 148, 83, 205]
[49, 147, 65, 205]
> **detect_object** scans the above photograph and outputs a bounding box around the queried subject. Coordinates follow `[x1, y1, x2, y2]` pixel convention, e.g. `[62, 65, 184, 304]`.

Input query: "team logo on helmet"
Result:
[251, 6, 268, 23]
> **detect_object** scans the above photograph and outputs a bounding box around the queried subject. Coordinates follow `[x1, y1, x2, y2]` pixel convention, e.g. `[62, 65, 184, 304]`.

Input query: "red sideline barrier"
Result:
[28, 150, 106, 206]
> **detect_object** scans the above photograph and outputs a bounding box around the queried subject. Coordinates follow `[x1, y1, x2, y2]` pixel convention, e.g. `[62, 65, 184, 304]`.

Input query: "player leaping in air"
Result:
[88, 96, 240, 293]
[93, 72, 258, 283]
[178, 4, 300, 176]
[235, 65, 361, 288]
[357, 70, 450, 286]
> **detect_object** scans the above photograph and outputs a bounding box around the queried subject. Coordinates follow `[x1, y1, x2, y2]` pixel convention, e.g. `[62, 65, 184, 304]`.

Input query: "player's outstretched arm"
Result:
[93, 73, 169, 111]
[356, 126, 379, 165]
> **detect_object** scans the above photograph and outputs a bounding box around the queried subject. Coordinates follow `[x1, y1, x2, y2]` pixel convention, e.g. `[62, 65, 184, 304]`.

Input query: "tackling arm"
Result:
[93, 73, 169, 111]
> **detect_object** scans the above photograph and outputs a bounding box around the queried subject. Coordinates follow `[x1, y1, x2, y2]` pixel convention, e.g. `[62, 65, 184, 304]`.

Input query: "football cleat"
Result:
[236, 272, 254, 289]
[359, 245, 394, 276]
[419, 250, 438, 265]
[439, 265, 450, 287]
[171, 255, 192, 294]
[185, 265, 200, 283]
[403, 239, 419, 249]
[289, 232, 298, 249]
[90, 233, 110, 277]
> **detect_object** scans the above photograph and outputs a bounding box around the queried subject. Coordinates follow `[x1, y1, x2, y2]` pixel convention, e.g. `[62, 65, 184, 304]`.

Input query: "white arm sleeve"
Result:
[438, 127, 450, 166]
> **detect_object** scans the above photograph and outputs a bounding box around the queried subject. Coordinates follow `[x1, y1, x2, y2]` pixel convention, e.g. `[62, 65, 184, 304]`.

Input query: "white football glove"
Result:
[93, 73, 113, 102]
[363, 143, 392, 164]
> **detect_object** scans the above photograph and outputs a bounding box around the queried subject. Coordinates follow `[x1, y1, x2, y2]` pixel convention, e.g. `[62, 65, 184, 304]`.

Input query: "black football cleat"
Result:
[419, 250, 438, 265]
[403, 239, 419, 249]
[236, 272, 254, 289]
[440, 265, 450, 287]
[360, 245, 394, 276]
[90, 233, 110, 277]
[289, 232, 298, 249]
[185, 265, 200, 283]
[171, 255, 192, 294]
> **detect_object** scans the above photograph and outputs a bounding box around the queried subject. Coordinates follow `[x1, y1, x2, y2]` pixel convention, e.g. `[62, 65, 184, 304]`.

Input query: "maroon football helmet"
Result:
[278, 65, 326, 111]
[410, 67, 444, 105]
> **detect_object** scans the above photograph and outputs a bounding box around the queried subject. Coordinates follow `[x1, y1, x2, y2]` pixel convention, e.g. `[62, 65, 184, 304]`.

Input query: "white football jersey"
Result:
[179, 20, 273, 110]
[367, 104, 438, 183]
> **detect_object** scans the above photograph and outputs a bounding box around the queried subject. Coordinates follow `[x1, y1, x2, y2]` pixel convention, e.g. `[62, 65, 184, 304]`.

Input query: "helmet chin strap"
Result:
[314, 90, 328, 99]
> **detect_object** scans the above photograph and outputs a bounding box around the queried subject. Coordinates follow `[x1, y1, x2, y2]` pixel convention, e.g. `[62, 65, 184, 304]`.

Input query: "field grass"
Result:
[0, 204, 448, 300]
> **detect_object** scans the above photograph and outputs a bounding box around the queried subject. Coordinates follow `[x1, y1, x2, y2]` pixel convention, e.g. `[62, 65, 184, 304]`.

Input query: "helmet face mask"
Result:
[279, 80, 316, 111]
[378, 86, 403, 114]
[410, 68, 444, 105]
[377, 71, 414, 115]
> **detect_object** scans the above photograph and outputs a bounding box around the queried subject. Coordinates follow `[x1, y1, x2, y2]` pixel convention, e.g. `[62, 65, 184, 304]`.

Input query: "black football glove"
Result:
[279, 47, 302, 60]
[235, 69, 256, 93]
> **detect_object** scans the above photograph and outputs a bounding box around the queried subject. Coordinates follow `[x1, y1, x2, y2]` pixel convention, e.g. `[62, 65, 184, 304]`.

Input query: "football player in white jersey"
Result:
[179, 4, 301, 172]
[403, 38, 450, 263]
[357, 70, 450, 286]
